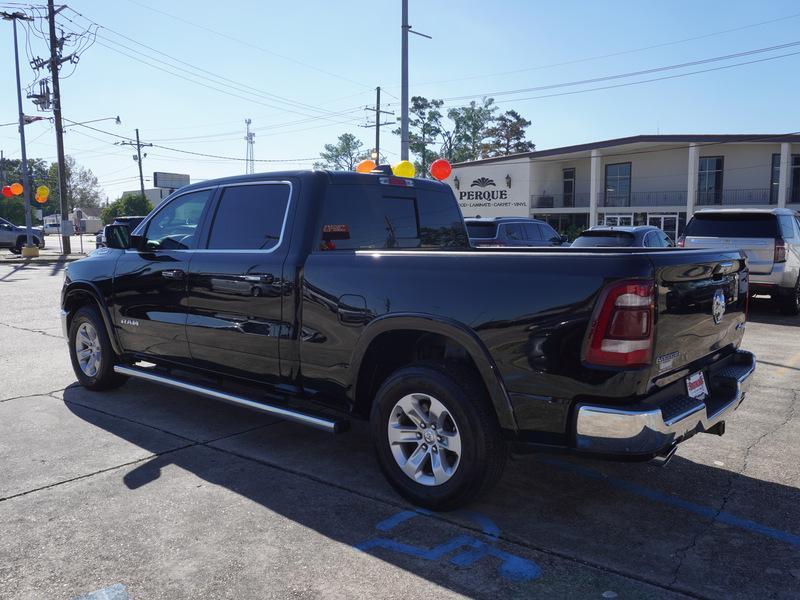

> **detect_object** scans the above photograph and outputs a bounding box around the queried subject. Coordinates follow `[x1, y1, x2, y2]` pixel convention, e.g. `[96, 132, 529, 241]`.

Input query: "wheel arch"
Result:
[349, 314, 517, 431]
[62, 282, 123, 355]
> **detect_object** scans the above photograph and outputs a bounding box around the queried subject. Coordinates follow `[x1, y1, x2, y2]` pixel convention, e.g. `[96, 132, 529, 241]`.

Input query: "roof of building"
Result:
[453, 133, 800, 167]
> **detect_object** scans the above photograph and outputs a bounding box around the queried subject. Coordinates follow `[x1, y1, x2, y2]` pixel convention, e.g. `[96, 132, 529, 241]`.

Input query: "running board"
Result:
[113, 365, 348, 433]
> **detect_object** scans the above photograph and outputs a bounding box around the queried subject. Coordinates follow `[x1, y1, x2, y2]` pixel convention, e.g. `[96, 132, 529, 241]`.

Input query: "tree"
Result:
[101, 194, 153, 224]
[484, 110, 535, 156]
[315, 133, 367, 171]
[393, 96, 445, 177]
[447, 97, 498, 162]
[0, 157, 51, 224]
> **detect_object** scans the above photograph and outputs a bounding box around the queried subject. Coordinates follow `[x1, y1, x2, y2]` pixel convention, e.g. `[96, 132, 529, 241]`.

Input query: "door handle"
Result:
[162, 269, 186, 280]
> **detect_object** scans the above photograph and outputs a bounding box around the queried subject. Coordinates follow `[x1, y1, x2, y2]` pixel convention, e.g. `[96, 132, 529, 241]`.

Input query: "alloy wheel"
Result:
[75, 322, 102, 377]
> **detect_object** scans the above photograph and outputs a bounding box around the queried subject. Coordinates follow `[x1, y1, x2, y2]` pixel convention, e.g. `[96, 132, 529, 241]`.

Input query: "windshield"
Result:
[465, 222, 499, 238]
[572, 231, 635, 247]
[684, 213, 778, 238]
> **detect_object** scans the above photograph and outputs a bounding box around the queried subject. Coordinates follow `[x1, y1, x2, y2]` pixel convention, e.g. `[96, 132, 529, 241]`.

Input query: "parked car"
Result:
[95, 216, 146, 248]
[43, 222, 61, 235]
[0, 217, 45, 254]
[465, 216, 567, 247]
[572, 225, 675, 248]
[680, 208, 800, 315]
[61, 170, 754, 509]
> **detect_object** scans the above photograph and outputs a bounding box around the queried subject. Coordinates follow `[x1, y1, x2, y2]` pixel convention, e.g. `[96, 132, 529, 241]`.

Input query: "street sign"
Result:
[153, 172, 190, 190]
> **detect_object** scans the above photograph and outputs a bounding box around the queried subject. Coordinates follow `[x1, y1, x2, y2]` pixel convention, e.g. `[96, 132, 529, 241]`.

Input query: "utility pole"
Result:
[3, 10, 36, 256]
[117, 129, 152, 200]
[244, 118, 255, 174]
[400, 1, 430, 162]
[361, 87, 394, 164]
[400, 0, 409, 161]
[47, 0, 71, 254]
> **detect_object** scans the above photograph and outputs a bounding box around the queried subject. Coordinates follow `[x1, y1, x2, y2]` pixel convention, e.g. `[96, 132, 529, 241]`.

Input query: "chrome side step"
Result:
[113, 365, 348, 433]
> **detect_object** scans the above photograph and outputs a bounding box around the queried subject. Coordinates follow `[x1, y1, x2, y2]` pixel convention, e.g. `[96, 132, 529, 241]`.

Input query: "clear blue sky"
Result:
[1, 0, 799, 201]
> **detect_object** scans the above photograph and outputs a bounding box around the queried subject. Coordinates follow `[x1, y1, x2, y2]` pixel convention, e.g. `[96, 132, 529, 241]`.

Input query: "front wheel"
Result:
[370, 362, 506, 510]
[68, 306, 128, 390]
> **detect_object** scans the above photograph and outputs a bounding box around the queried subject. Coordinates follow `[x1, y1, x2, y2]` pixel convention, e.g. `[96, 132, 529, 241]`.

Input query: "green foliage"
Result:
[314, 133, 367, 171]
[563, 224, 586, 241]
[101, 194, 153, 224]
[393, 96, 447, 178]
[446, 98, 498, 163]
[484, 110, 536, 157]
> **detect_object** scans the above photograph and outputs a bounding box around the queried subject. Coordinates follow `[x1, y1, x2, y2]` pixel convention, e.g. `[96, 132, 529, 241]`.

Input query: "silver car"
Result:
[0, 217, 46, 254]
[680, 208, 800, 315]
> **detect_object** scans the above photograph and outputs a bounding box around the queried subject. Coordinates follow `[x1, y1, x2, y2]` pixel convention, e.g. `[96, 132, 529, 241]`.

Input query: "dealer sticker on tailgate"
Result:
[686, 371, 709, 400]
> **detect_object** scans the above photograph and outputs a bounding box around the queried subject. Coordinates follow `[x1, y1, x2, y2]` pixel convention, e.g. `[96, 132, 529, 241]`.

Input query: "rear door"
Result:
[185, 180, 292, 385]
[683, 212, 778, 274]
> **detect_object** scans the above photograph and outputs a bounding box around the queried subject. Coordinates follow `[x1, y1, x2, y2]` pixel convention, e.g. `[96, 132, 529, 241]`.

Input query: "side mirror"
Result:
[104, 224, 131, 249]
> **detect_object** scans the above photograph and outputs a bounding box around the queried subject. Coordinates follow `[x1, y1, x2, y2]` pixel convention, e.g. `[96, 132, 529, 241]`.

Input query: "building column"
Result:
[686, 143, 699, 216]
[589, 149, 602, 227]
[777, 142, 790, 208]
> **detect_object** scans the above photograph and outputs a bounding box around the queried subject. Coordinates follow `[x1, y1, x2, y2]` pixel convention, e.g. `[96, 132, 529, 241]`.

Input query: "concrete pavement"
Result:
[1, 262, 799, 599]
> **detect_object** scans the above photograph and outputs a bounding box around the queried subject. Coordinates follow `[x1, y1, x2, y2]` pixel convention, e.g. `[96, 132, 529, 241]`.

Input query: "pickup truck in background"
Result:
[61, 170, 755, 509]
[680, 208, 800, 315]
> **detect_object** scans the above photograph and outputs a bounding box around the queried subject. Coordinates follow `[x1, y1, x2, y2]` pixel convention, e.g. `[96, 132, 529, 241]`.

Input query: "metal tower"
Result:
[244, 118, 255, 174]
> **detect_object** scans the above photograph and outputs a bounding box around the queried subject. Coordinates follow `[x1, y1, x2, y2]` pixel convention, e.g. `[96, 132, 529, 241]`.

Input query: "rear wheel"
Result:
[370, 362, 506, 510]
[10, 237, 23, 254]
[779, 277, 800, 316]
[68, 306, 128, 390]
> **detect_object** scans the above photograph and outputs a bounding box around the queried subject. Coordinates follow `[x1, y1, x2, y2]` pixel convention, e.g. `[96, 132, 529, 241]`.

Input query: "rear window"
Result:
[572, 231, 635, 247]
[465, 222, 498, 238]
[320, 185, 469, 250]
[207, 183, 290, 250]
[684, 213, 778, 238]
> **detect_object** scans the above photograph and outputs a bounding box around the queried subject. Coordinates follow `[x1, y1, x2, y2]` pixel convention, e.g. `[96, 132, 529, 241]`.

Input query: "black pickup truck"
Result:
[61, 170, 755, 509]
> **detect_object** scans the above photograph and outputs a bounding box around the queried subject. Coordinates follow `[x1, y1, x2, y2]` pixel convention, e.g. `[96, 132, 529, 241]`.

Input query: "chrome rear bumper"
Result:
[574, 350, 755, 455]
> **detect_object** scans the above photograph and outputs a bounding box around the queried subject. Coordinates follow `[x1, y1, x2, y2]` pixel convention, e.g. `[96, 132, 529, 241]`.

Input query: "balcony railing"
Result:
[601, 190, 687, 207]
[696, 188, 773, 206]
[531, 193, 590, 208]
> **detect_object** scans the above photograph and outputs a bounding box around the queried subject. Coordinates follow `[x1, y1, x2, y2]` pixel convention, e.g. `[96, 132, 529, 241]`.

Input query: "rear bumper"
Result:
[573, 350, 755, 455]
[751, 262, 797, 290]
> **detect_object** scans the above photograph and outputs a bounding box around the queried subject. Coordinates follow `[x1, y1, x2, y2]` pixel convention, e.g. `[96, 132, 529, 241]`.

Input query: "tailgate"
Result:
[649, 248, 748, 384]
[685, 236, 774, 274]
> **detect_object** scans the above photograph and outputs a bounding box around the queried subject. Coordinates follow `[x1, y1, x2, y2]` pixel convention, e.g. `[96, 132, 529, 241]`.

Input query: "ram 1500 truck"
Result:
[61, 170, 755, 509]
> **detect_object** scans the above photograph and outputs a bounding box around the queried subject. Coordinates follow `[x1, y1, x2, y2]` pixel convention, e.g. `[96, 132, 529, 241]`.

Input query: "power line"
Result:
[385, 40, 800, 106]
[122, 0, 371, 89]
[408, 11, 800, 88]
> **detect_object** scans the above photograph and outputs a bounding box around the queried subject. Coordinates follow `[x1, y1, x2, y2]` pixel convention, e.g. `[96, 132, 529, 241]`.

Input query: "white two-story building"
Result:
[446, 134, 800, 239]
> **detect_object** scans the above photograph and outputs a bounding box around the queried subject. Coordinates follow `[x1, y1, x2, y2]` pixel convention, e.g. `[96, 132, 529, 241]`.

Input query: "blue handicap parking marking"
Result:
[357, 509, 541, 582]
[71, 584, 130, 600]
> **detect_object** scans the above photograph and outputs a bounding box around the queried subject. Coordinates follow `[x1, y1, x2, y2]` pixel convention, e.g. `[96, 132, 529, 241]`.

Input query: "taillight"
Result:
[676, 236, 685, 247]
[583, 280, 655, 368]
[775, 238, 787, 263]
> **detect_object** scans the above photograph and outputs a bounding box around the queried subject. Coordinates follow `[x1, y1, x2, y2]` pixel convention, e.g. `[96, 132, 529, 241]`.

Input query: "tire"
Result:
[370, 362, 507, 510]
[68, 305, 128, 390]
[778, 277, 800, 316]
[10, 238, 23, 255]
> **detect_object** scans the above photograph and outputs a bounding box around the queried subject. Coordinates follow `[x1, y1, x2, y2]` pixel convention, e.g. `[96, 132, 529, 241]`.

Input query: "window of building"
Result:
[698, 156, 724, 205]
[144, 189, 212, 250]
[562, 168, 575, 207]
[319, 185, 468, 250]
[604, 163, 631, 207]
[207, 184, 290, 250]
[773, 153, 800, 203]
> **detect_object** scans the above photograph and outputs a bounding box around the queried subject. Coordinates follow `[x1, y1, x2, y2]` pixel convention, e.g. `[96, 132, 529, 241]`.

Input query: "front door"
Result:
[185, 181, 293, 385]
[113, 188, 214, 362]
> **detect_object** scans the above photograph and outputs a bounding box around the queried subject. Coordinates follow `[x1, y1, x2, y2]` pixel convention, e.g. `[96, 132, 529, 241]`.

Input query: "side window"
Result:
[539, 223, 560, 243]
[778, 215, 796, 239]
[643, 232, 658, 247]
[504, 223, 525, 241]
[144, 189, 212, 250]
[661, 231, 674, 247]
[523, 223, 542, 240]
[207, 183, 290, 250]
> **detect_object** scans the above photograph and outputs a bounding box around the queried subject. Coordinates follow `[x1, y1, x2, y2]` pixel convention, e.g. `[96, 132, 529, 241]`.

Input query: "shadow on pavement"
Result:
[61, 380, 800, 599]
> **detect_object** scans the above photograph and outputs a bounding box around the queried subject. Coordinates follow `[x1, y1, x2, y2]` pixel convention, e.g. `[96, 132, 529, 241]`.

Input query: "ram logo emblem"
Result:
[120, 318, 139, 327]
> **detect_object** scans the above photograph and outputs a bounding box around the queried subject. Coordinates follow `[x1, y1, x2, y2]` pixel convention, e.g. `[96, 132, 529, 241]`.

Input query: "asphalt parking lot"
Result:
[0, 261, 798, 600]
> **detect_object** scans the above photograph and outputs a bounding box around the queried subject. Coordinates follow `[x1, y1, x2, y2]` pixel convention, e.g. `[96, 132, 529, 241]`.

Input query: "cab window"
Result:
[143, 189, 212, 250]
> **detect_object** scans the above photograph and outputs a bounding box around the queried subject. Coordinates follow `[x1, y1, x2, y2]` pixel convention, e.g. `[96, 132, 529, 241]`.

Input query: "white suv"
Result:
[680, 208, 800, 315]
